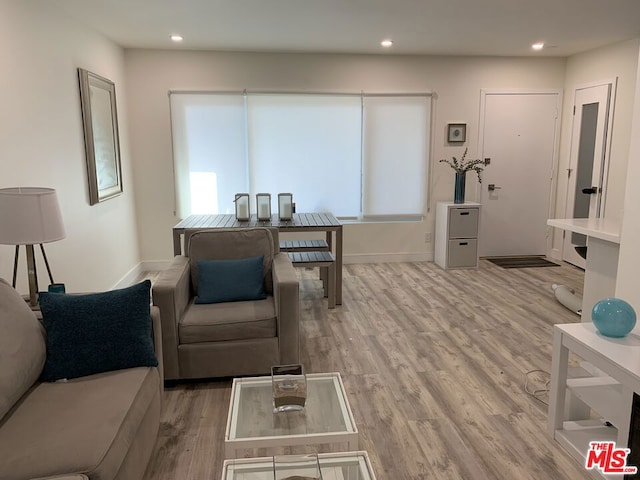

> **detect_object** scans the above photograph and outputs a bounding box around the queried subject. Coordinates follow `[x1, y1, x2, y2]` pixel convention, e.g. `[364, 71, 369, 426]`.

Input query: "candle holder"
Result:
[256, 193, 272, 221]
[271, 364, 306, 413]
[47, 283, 66, 294]
[234, 193, 250, 221]
[278, 193, 293, 220]
[273, 454, 322, 480]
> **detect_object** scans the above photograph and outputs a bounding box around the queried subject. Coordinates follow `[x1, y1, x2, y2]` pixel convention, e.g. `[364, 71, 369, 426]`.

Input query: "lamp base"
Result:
[12, 243, 56, 308]
[25, 244, 38, 307]
[21, 295, 41, 312]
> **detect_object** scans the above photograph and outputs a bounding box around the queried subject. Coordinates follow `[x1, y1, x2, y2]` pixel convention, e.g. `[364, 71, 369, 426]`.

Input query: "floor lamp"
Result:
[0, 187, 66, 306]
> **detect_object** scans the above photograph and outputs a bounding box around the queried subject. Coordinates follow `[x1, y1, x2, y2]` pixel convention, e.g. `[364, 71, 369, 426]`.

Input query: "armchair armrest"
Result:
[272, 252, 300, 364]
[152, 256, 190, 381]
[150, 305, 163, 388]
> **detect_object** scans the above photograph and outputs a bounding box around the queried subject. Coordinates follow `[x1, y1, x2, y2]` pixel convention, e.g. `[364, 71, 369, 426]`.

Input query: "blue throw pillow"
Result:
[39, 280, 158, 382]
[195, 255, 267, 304]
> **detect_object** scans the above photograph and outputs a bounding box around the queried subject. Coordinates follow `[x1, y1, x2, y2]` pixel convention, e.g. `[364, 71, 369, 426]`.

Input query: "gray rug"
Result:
[486, 256, 560, 269]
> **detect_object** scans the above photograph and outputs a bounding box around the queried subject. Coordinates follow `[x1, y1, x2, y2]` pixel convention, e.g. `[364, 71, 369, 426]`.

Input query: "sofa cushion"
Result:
[188, 228, 275, 294]
[195, 255, 266, 304]
[0, 278, 46, 422]
[0, 367, 159, 480]
[39, 280, 158, 382]
[179, 296, 277, 344]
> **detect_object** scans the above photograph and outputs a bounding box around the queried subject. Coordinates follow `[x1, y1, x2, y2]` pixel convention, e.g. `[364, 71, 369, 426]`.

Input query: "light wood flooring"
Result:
[142, 259, 589, 479]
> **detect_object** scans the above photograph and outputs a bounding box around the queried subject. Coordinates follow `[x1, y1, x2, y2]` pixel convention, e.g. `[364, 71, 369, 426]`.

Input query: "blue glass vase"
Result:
[592, 298, 637, 338]
[454, 172, 466, 204]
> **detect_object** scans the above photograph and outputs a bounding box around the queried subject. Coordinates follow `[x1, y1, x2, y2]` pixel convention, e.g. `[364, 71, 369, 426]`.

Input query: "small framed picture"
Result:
[447, 123, 466, 143]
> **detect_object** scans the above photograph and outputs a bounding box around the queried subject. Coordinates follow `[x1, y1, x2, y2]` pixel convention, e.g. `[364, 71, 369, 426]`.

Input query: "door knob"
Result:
[581, 186, 599, 194]
[488, 184, 502, 191]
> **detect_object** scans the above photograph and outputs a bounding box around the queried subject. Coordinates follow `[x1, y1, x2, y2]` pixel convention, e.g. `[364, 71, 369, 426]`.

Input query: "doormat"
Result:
[485, 256, 560, 269]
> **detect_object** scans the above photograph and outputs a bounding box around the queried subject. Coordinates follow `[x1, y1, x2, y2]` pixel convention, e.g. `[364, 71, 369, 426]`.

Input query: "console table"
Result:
[173, 213, 343, 305]
[548, 322, 640, 475]
[547, 217, 621, 322]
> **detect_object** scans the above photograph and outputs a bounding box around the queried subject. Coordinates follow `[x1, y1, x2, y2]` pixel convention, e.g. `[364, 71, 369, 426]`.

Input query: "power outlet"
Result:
[424, 232, 432, 243]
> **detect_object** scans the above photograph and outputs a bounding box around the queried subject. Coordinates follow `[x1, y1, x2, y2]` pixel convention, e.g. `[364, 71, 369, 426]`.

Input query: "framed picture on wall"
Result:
[78, 68, 123, 205]
[447, 123, 466, 143]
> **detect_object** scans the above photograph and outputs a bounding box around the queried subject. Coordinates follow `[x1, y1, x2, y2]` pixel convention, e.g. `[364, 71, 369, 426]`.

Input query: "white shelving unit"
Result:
[548, 323, 640, 478]
[434, 201, 481, 270]
[546, 217, 621, 323]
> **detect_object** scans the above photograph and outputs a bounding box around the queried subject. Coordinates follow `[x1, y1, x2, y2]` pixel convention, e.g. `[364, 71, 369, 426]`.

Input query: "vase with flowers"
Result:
[439, 148, 488, 204]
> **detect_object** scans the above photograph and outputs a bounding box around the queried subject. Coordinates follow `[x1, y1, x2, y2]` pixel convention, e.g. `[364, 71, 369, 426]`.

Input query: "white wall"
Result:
[550, 39, 640, 258]
[0, 1, 141, 293]
[124, 49, 566, 263]
[616, 46, 640, 312]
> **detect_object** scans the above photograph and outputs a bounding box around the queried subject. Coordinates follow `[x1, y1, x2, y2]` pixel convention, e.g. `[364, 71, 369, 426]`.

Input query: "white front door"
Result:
[562, 82, 615, 268]
[478, 91, 560, 257]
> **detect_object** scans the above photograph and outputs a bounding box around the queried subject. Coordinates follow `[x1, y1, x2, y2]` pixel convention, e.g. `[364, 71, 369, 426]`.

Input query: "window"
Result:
[247, 94, 362, 217]
[362, 96, 430, 217]
[170, 91, 431, 219]
[170, 94, 246, 217]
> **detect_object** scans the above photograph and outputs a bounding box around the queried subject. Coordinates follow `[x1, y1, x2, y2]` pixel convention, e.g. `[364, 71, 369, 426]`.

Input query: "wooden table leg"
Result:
[327, 262, 336, 309]
[173, 229, 182, 256]
[335, 226, 343, 305]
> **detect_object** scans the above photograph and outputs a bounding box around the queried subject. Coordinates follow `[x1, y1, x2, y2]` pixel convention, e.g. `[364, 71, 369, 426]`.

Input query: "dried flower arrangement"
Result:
[439, 148, 488, 183]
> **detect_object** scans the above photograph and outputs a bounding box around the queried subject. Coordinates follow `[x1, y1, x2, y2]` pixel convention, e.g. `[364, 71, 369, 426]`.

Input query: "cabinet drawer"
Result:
[448, 207, 479, 238]
[448, 239, 478, 268]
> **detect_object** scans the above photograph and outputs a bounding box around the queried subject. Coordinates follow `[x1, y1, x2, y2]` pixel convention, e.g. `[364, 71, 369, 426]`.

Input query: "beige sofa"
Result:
[0, 278, 163, 480]
[153, 227, 300, 380]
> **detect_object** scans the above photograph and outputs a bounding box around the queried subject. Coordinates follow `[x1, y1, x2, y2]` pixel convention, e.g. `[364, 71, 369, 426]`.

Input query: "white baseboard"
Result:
[112, 261, 172, 289]
[140, 260, 172, 272]
[120, 254, 433, 283]
[344, 252, 433, 264]
[549, 248, 562, 261]
[112, 263, 145, 290]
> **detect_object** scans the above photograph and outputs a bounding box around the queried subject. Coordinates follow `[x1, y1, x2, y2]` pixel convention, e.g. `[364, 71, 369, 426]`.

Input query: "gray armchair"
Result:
[152, 227, 300, 380]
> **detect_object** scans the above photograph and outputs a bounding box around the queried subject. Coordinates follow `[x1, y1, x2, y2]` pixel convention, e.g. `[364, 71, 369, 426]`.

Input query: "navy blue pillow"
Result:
[195, 255, 267, 304]
[39, 280, 158, 382]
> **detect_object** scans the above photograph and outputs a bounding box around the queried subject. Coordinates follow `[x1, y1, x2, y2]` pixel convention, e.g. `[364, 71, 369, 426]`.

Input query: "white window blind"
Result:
[247, 94, 362, 217]
[170, 91, 431, 219]
[170, 94, 246, 218]
[362, 96, 430, 217]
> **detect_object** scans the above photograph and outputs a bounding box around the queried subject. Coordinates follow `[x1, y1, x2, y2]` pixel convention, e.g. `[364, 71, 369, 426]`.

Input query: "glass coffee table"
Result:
[221, 451, 377, 480]
[225, 373, 358, 459]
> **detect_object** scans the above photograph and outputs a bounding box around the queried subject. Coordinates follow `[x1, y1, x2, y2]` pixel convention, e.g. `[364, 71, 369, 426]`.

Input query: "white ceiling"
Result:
[51, 0, 640, 57]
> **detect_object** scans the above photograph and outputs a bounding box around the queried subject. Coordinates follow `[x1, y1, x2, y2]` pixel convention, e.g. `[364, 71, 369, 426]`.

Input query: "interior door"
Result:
[562, 83, 614, 268]
[478, 92, 560, 257]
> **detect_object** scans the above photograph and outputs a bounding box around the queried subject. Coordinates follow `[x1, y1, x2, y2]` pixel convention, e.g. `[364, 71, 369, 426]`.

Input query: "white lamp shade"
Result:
[0, 187, 66, 245]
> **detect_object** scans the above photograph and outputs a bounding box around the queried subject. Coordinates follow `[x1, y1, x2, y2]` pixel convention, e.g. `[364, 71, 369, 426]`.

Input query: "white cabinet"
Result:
[548, 323, 640, 478]
[434, 202, 481, 270]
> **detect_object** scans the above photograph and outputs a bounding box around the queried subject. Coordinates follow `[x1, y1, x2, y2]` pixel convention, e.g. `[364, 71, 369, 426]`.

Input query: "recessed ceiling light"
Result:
[171, 34, 184, 42]
[532, 42, 544, 50]
[381, 39, 393, 48]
